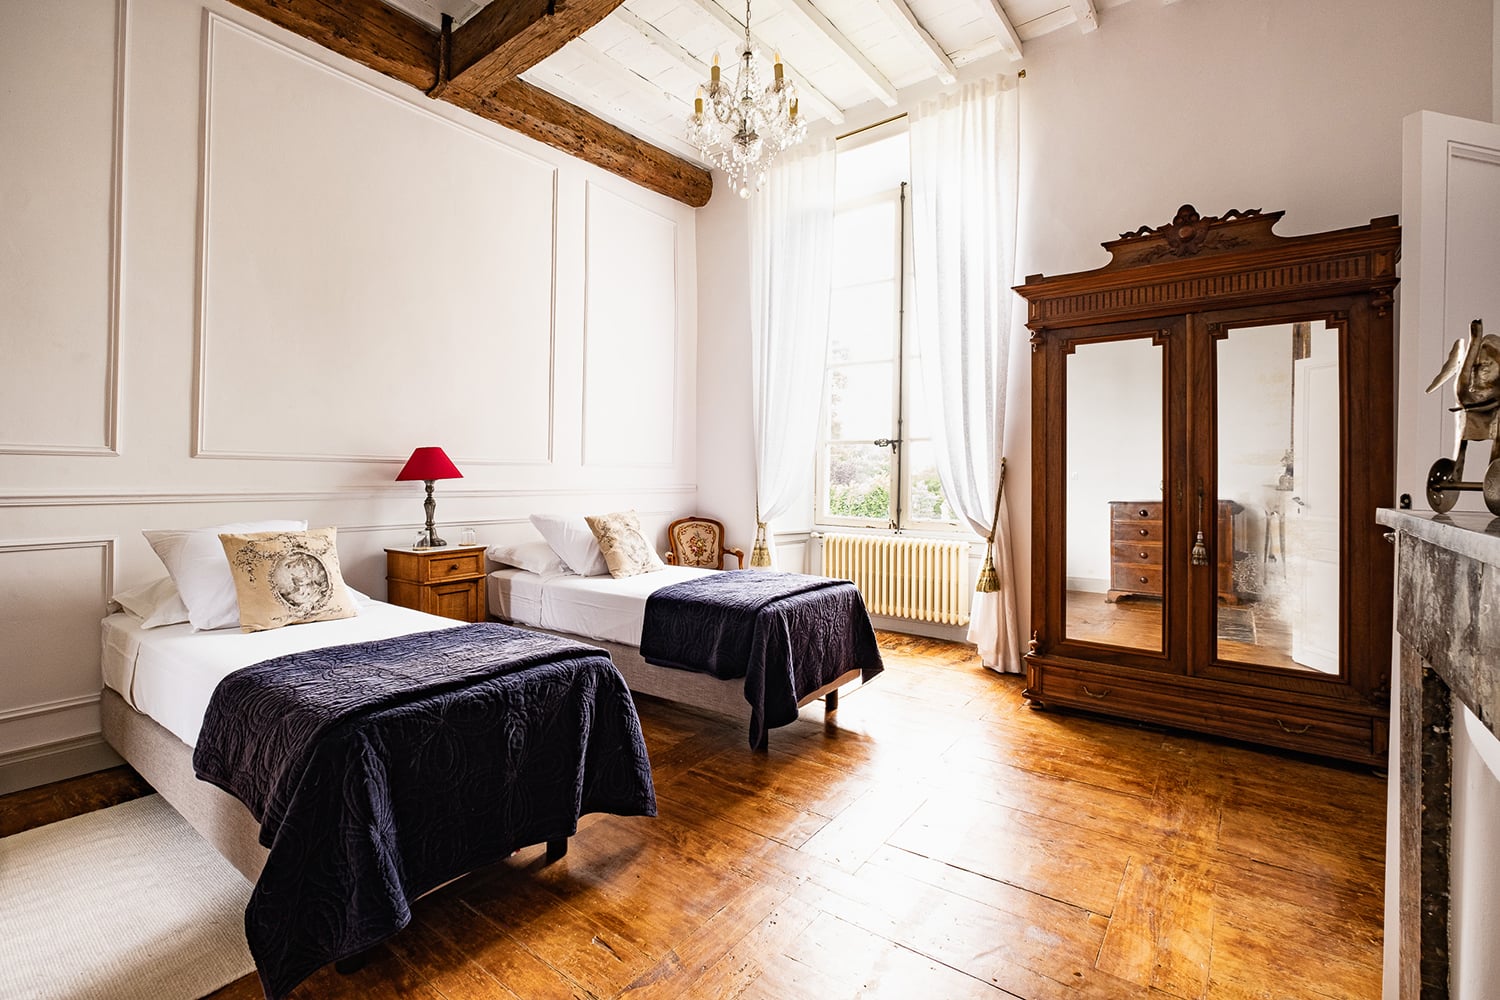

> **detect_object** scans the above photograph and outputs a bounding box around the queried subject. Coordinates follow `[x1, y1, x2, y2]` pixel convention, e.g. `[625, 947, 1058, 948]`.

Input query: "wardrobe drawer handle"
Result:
[1275, 719, 1311, 734]
[1082, 685, 1111, 699]
[1139, 528, 1149, 537]
[1138, 508, 1150, 517]
[1139, 551, 1149, 559]
[1139, 576, 1149, 584]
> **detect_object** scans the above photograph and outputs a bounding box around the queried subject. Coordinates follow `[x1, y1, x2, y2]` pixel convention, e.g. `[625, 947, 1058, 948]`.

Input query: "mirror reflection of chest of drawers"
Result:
[1107, 500, 1238, 604]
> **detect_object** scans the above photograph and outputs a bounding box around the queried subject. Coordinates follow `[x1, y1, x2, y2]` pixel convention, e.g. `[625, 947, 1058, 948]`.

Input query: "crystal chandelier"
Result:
[687, 0, 807, 198]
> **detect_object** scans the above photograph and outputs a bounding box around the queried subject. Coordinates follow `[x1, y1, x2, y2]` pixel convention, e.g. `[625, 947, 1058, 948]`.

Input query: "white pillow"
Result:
[487, 540, 571, 576]
[144, 519, 308, 631]
[528, 514, 609, 577]
[109, 577, 191, 629]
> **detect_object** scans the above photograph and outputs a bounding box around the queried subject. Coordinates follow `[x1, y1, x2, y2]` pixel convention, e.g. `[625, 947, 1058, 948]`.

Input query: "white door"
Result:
[1289, 353, 1339, 672]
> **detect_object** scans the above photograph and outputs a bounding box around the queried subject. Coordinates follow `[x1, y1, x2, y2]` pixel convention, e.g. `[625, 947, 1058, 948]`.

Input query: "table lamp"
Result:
[396, 446, 463, 548]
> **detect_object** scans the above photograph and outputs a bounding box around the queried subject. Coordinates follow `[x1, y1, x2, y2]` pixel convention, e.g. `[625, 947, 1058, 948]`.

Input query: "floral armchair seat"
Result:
[665, 516, 745, 570]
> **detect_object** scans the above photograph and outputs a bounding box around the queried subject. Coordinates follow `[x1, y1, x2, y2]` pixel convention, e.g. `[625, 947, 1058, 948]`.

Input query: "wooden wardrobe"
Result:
[1018, 206, 1398, 765]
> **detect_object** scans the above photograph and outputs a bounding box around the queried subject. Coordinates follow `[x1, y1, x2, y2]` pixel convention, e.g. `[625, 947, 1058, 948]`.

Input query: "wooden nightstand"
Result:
[385, 545, 487, 623]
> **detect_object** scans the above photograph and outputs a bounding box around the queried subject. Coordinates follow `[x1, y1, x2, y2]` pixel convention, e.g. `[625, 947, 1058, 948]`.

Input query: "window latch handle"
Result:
[873, 437, 901, 451]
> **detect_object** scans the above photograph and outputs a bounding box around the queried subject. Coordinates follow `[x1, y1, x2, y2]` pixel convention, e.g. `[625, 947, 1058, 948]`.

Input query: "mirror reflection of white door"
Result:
[1289, 350, 1340, 672]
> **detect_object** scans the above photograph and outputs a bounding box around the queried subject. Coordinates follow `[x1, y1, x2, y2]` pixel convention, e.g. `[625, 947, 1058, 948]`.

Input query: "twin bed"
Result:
[486, 564, 883, 745]
[99, 534, 883, 998]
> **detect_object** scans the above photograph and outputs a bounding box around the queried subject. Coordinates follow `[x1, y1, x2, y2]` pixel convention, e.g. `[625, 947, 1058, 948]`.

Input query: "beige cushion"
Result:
[218, 527, 357, 632]
[584, 511, 665, 579]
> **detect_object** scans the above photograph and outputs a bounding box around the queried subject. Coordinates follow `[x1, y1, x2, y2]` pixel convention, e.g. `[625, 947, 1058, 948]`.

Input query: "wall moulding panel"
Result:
[582, 182, 680, 468]
[0, 483, 697, 509]
[0, 0, 124, 456]
[194, 15, 558, 466]
[0, 537, 115, 754]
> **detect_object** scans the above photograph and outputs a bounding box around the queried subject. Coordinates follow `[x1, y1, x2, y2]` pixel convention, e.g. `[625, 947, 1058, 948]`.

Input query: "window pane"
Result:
[827, 363, 893, 440]
[829, 284, 897, 364]
[832, 201, 897, 287]
[905, 440, 957, 523]
[824, 443, 892, 521]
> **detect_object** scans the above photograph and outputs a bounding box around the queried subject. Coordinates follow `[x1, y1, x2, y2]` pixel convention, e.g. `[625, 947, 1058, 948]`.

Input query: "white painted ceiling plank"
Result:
[680, 0, 847, 124]
[616, 6, 712, 77]
[973, 0, 1024, 59]
[1069, 0, 1098, 32]
[777, 0, 899, 106]
[869, 0, 957, 84]
[527, 44, 704, 161]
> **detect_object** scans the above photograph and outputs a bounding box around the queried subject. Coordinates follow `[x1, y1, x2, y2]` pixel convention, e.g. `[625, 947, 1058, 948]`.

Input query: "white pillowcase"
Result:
[528, 514, 610, 577]
[109, 577, 191, 629]
[486, 540, 571, 577]
[144, 519, 308, 631]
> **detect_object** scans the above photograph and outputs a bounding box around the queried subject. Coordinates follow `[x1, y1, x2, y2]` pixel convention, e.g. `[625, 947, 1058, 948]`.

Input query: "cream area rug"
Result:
[0, 794, 255, 1000]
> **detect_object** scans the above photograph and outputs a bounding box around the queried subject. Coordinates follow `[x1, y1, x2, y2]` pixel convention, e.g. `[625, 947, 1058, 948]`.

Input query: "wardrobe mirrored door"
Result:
[1212, 319, 1342, 674]
[1064, 335, 1166, 653]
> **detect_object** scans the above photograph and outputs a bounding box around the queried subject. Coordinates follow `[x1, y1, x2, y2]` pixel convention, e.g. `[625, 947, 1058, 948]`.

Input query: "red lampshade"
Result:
[395, 446, 463, 482]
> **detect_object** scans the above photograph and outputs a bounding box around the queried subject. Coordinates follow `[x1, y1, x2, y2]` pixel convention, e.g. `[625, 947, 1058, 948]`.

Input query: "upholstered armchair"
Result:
[665, 517, 745, 570]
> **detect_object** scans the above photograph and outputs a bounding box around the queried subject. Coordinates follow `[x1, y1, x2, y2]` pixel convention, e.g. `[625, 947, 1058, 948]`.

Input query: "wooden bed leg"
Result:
[825, 689, 838, 713]
[334, 951, 370, 975]
[546, 837, 568, 862]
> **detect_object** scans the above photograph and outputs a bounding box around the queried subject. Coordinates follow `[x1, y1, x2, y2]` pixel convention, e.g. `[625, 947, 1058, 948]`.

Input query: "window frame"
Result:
[814, 139, 964, 536]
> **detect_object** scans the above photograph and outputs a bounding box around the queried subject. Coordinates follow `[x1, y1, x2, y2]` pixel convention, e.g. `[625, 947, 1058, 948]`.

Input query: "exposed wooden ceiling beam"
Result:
[778, 0, 898, 107]
[974, 0, 1024, 60]
[1069, 0, 1099, 32]
[869, 0, 956, 85]
[449, 80, 712, 205]
[222, 0, 711, 207]
[448, 0, 627, 91]
[683, 0, 845, 125]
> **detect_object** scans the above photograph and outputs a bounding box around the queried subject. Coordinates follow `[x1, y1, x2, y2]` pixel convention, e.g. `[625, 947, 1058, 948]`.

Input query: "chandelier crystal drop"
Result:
[686, 0, 807, 198]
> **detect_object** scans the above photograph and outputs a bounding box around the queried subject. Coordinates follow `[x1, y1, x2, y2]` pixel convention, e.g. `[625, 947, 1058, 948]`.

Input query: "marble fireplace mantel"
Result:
[1378, 508, 1500, 999]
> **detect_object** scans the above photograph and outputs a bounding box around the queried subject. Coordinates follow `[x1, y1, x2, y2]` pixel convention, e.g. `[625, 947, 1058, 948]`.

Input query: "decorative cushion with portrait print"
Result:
[218, 526, 357, 632]
[584, 511, 665, 579]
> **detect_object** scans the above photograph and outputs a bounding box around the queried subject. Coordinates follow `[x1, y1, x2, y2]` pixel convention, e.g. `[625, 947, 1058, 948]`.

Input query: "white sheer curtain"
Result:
[910, 76, 1022, 673]
[749, 139, 837, 566]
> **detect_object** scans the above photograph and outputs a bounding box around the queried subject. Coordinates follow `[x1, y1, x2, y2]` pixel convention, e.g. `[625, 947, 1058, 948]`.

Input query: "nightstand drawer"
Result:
[421, 550, 485, 583]
[387, 547, 485, 585]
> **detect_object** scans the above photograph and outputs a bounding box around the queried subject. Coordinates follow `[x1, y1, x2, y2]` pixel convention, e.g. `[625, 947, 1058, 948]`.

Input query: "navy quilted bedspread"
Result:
[638, 571, 883, 749]
[192, 622, 656, 1000]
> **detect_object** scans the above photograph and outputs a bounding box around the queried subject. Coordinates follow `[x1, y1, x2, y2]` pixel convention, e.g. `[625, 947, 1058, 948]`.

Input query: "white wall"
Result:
[0, 0, 699, 792]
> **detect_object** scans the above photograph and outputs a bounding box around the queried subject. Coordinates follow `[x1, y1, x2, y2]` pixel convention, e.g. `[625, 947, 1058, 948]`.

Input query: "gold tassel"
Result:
[975, 545, 999, 593]
[976, 458, 1007, 594]
[749, 521, 772, 568]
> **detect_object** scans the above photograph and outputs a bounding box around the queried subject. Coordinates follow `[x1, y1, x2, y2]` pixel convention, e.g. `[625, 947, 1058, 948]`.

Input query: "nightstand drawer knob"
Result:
[1139, 528, 1149, 537]
[448, 563, 459, 572]
[1138, 508, 1149, 517]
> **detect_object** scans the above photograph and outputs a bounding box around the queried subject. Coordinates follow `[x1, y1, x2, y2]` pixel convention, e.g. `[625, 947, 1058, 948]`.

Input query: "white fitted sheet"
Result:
[101, 599, 460, 748]
[487, 566, 718, 646]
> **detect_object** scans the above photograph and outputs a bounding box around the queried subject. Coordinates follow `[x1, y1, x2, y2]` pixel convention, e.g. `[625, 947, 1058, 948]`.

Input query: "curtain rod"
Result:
[834, 70, 1027, 142]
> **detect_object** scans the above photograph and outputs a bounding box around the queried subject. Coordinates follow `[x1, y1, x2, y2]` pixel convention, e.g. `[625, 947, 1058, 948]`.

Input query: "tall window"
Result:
[817, 125, 956, 531]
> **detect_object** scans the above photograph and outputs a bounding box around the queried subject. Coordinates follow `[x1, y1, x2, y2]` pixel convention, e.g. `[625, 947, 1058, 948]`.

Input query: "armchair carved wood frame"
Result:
[665, 516, 745, 570]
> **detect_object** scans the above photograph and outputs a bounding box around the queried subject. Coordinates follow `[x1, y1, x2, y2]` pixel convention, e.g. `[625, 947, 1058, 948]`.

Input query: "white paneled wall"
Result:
[0, 0, 699, 793]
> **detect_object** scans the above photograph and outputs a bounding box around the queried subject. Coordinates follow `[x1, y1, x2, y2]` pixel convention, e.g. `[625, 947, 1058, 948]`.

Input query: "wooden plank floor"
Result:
[4, 633, 1387, 999]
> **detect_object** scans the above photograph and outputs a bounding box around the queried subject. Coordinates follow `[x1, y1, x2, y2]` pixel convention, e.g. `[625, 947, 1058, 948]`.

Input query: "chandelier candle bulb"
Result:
[711, 53, 720, 86]
[695, 87, 703, 115]
[774, 53, 782, 83]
